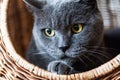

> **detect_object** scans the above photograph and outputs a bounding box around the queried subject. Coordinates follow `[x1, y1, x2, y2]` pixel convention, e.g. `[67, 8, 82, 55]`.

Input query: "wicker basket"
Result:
[0, 0, 120, 80]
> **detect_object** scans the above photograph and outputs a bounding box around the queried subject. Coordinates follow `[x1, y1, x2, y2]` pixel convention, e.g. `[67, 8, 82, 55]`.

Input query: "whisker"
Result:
[79, 50, 106, 66]
[85, 50, 110, 59]
[88, 53, 105, 63]
[74, 48, 111, 60]
[27, 50, 46, 56]
[89, 49, 111, 58]
[78, 56, 88, 67]
[80, 50, 106, 63]
[78, 49, 110, 62]
[32, 52, 46, 56]
[84, 45, 118, 51]
[83, 55, 95, 65]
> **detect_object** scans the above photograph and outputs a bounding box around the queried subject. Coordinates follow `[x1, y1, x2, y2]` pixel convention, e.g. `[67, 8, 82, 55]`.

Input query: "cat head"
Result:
[24, 0, 104, 59]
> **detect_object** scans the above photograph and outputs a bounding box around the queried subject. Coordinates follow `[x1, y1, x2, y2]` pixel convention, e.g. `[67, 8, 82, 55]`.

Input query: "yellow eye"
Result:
[44, 28, 55, 37]
[72, 24, 83, 33]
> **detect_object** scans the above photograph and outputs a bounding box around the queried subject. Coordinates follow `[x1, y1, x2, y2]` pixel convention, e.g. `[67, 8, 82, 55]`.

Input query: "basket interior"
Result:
[7, 0, 33, 57]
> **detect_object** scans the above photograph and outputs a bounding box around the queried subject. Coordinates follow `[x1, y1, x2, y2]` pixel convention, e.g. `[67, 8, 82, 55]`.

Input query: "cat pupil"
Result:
[46, 29, 52, 34]
[73, 24, 79, 31]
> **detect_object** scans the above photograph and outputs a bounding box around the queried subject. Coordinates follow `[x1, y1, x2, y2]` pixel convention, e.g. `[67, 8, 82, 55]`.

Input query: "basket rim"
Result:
[0, 0, 120, 79]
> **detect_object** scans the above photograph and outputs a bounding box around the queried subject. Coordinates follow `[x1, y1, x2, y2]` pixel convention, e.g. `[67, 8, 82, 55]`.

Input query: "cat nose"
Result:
[59, 46, 69, 52]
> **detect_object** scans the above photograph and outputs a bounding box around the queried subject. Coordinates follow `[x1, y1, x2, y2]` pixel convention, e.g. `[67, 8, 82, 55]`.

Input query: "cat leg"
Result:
[47, 60, 75, 74]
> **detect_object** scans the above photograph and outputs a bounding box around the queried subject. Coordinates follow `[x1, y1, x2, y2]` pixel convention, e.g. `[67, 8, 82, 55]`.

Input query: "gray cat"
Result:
[24, 0, 112, 74]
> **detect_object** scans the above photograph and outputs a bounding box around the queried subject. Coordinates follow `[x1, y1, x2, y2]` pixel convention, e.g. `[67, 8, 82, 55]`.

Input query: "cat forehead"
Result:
[46, 0, 80, 5]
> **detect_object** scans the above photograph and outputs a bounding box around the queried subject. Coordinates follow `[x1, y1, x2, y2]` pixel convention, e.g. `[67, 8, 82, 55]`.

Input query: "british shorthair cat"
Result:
[24, 0, 116, 74]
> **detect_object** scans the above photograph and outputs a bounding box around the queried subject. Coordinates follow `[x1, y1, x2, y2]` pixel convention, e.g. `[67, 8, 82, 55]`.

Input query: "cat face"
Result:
[24, 0, 104, 59]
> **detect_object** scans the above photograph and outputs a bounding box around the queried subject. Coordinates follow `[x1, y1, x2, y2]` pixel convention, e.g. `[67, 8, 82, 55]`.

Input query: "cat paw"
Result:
[47, 61, 73, 74]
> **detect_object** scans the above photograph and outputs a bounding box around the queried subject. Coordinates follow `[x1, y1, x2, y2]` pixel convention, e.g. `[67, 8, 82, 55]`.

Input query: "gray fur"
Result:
[24, 0, 112, 74]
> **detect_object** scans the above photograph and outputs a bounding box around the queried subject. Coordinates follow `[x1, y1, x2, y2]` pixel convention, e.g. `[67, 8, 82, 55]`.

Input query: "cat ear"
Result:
[23, 0, 46, 11]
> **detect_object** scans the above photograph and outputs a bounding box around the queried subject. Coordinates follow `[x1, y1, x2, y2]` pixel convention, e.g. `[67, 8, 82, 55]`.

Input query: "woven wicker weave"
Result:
[0, 0, 120, 80]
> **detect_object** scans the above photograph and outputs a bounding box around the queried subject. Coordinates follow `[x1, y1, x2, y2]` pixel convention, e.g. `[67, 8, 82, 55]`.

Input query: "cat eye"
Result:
[44, 28, 55, 37]
[72, 24, 83, 33]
